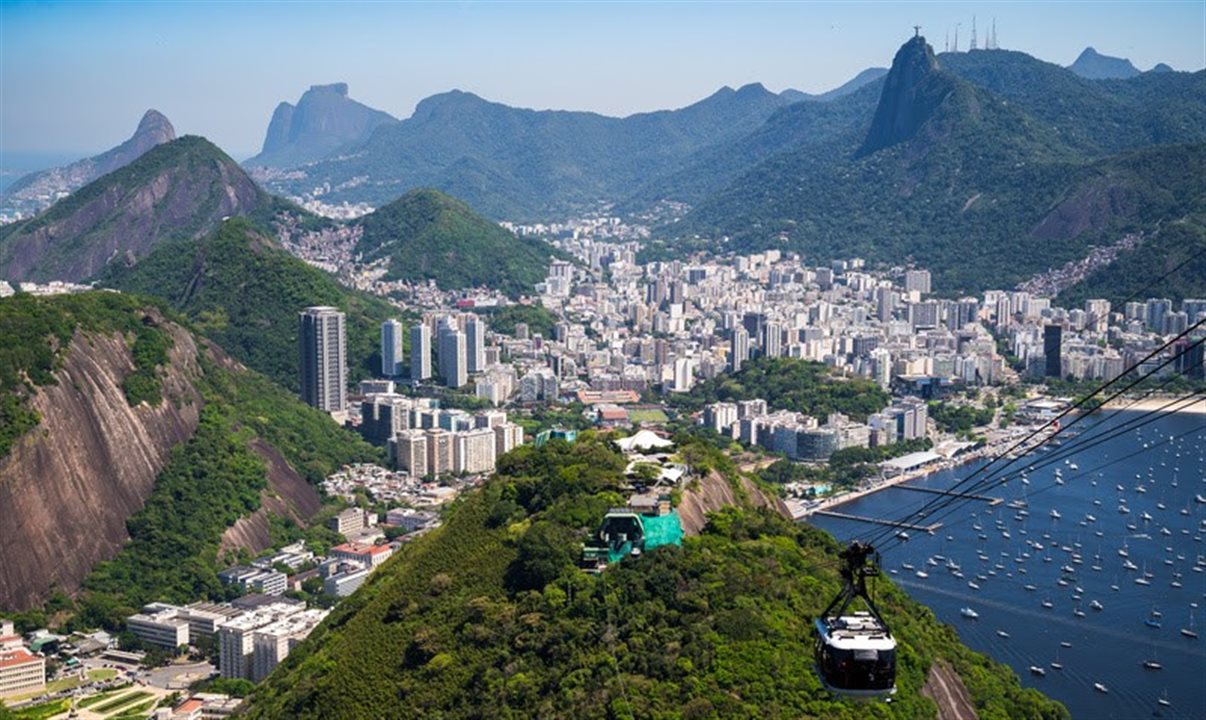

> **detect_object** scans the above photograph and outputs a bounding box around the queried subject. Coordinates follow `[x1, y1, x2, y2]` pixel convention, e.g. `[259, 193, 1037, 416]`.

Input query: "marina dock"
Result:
[895, 485, 1004, 506]
[811, 510, 942, 533]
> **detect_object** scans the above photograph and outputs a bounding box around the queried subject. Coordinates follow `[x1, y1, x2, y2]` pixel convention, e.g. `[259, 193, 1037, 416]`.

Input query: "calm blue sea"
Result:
[808, 410, 1206, 720]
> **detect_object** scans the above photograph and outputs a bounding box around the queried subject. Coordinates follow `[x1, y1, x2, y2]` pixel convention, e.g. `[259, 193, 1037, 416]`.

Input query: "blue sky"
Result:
[2, 1, 1203, 159]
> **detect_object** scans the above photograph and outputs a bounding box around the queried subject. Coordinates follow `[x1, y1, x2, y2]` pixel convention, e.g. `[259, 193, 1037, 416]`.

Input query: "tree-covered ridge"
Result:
[0, 292, 175, 459]
[97, 218, 398, 392]
[657, 38, 1206, 296]
[244, 433, 1065, 719]
[76, 352, 381, 630]
[354, 189, 556, 296]
[670, 356, 890, 422]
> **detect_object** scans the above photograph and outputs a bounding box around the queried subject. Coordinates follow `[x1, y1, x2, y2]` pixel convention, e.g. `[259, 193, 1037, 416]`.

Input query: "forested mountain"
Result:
[0, 291, 379, 612]
[97, 218, 397, 392]
[0, 136, 290, 283]
[243, 433, 1067, 720]
[247, 83, 397, 168]
[1, 110, 177, 218]
[655, 37, 1206, 296]
[353, 189, 556, 296]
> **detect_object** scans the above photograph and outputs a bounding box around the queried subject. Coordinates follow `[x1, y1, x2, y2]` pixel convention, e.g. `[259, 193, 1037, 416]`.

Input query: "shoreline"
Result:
[795, 395, 1204, 518]
[797, 450, 985, 517]
[1094, 395, 1205, 415]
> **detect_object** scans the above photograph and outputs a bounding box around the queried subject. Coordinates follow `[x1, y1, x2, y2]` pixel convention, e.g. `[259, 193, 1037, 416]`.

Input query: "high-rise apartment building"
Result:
[730, 326, 749, 373]
[1044, 324, 1063, 378]
[904, 269, 932, 294]
[391, 430, 429, 477]
[299, 307, 346, 413]
[465, 315, 486, 373]
[439, 327, 468, 388]
[381, 319, 404, 376]
[410, 323, 432, 381]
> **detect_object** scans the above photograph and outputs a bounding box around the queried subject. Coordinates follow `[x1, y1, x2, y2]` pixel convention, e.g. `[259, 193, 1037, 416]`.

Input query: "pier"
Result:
[895, 486, 1004, 506]
[812, 510, 942, 533]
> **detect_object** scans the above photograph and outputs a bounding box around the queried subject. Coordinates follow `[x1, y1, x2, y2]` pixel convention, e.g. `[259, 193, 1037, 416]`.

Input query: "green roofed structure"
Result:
[581, 505, 683, 571]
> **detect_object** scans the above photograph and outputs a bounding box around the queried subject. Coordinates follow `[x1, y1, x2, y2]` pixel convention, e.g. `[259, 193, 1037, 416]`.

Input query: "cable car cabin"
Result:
[813, 541, 898, 698]
[814, 611, 897, 697]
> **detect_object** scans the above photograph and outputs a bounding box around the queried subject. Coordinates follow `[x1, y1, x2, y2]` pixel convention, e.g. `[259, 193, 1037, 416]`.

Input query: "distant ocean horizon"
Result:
[809, 410, 1206, 720]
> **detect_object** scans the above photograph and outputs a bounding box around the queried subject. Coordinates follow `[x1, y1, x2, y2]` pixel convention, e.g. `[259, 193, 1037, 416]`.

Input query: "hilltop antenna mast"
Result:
[970, 16, 978, 50]
[991, 18, 998, 49]
[945, 29, 950, 53]
[953, 23, 960, 52]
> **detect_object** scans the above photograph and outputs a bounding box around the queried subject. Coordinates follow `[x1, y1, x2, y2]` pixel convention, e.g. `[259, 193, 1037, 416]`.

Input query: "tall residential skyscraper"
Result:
[730, 326, 749, 373]
[410, 323, 432, 381]
[905, 269, 932, 295]
[465, 315, 486, 374]
[299, 306, 346, 413]
[439, 327, 468, 388]
[1043, 324, 1063, 378]
[381, 319, 404, 377]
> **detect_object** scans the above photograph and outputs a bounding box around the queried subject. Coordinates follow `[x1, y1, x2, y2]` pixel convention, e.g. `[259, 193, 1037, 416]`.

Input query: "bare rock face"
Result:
[857, 35, 952, 157]
[0, 323, 202, 610]
[677, 469, 790, 536]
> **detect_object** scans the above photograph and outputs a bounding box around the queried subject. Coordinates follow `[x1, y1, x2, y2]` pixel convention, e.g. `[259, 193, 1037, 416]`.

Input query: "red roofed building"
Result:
[0, 647, 45, 698]
[170, 698, 205, 719]
[331, 542, 394, 568]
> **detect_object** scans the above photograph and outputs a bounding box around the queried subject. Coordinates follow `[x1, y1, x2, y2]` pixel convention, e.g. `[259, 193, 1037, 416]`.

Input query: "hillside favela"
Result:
[0, 3, 1203, 719]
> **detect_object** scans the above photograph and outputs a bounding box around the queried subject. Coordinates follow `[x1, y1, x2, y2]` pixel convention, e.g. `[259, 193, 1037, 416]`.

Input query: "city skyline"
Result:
[2, 1, 1203, 159]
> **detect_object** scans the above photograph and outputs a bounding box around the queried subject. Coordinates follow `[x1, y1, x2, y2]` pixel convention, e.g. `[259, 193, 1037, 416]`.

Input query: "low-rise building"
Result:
[127, 607, 191, 649]
[323, 568, 370, 598]
[330, 542, 394, 568]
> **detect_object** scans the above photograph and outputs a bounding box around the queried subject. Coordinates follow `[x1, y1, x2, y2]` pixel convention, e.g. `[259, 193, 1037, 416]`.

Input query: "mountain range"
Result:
[252, 81, 807, 218]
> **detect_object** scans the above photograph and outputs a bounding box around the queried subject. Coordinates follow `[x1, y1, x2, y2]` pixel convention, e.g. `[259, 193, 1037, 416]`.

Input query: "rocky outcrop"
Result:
[857, 35, 953, 157]
[1068, 47, 1140, 80]
[0, 322, 203, 610]
[248, 83, 396, 168]
[677, 469, 790, 536]
[0, 136, 268, 283]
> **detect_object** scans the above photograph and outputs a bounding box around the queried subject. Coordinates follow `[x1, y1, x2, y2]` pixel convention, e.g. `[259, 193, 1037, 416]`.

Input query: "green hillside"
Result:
[244, 433, 1065, 719]
[98, 218, 398, 392]
[77, 359, 380, 628]
[354, 188, 555, 296]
